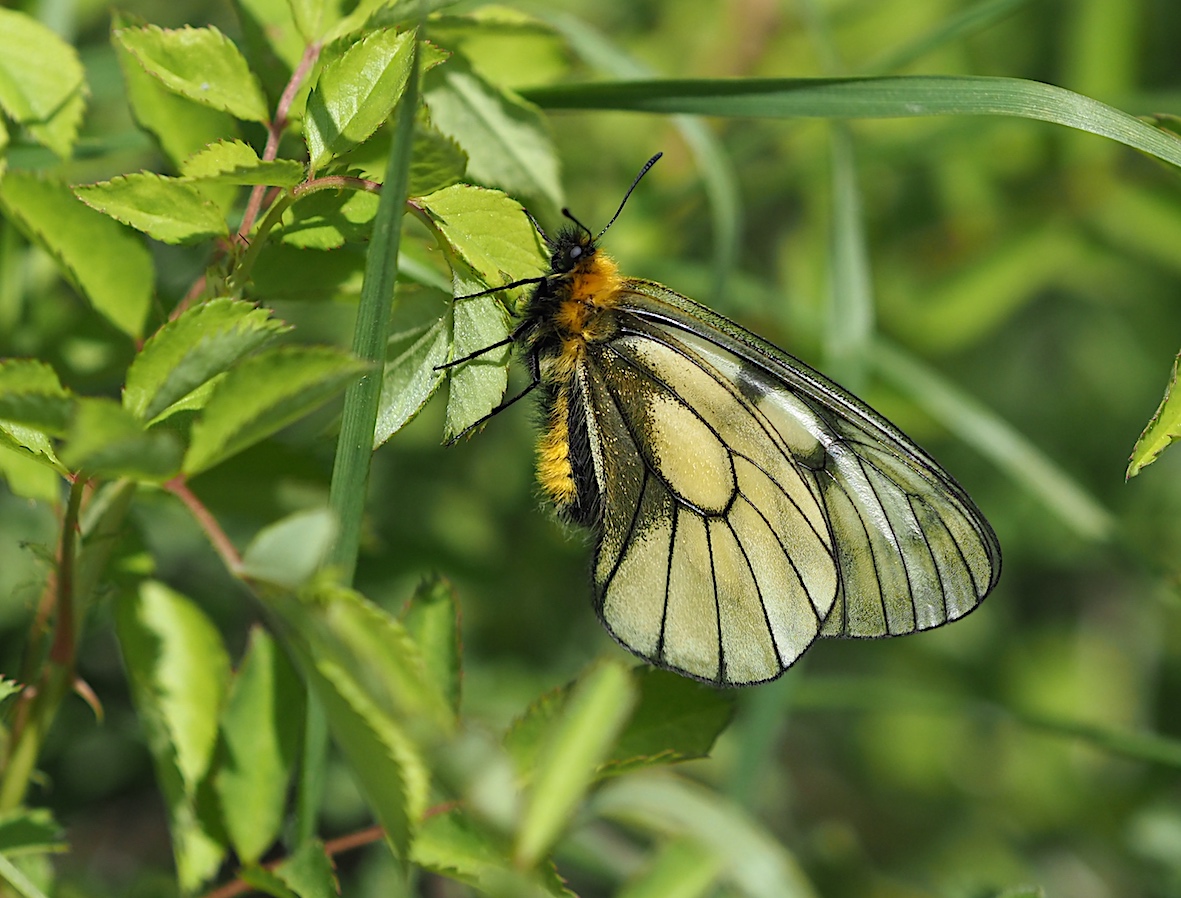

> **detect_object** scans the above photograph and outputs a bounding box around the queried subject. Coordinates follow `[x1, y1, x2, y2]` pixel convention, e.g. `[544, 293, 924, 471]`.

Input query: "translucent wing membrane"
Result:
[573, 282, 1000, 685]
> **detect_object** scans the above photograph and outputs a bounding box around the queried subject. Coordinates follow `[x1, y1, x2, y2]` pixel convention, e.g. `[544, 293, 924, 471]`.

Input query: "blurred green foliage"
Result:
[2, 0, 1181, 896]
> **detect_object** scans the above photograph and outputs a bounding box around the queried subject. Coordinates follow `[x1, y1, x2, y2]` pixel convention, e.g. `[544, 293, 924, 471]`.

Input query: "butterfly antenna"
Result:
[561, 207, 595, 242]
[523, 208, 554, 247]
[595, 152, 663, 240]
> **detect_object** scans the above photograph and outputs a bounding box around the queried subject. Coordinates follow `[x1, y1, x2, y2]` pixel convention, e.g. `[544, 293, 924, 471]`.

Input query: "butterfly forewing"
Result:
[601, 281, 1000, 649]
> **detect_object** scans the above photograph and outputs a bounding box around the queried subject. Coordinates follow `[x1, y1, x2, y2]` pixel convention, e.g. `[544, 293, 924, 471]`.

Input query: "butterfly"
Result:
[448, 153, 1001, 686]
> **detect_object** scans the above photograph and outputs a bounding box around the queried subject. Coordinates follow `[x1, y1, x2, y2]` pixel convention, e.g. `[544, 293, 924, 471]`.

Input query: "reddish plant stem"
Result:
[199, 803, 461, 898]
[164, 476, 242, 574]
[238, 41, 323, 244]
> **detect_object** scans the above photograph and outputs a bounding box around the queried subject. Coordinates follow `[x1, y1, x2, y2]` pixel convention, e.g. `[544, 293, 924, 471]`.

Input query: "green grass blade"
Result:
[871, 339, 1115, 542]
[521, 75, 1181, 171]
[539, 11, 742, 304]
[824, 125, 874, 392]
[328, 30, 422, 582]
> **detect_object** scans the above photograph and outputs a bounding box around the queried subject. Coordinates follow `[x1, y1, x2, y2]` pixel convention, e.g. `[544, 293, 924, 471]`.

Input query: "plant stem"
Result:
[0, 477, 86, 811]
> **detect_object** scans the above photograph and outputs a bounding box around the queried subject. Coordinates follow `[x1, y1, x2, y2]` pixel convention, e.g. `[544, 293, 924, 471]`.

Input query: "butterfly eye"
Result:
[569, 245, 582, 260]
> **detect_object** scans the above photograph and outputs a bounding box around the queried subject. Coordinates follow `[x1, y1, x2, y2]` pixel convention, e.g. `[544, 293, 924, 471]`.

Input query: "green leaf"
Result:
[113, 14, 238, 171]
[239, 865, 299, 898]
[275, 189, 380, 249]
[411, 810, 574, 897]
[0, 171, 153, 338]
[602, 669, 734, 776]
[250, 243, 367, 302]
[124, 298, 292, 422]
[216, 628, 305, 866]
[0, 442, 61, 501]
[424, 52, 562, 218]
[74, 173, 228, 245]
[180, 139, 306, 187]
[183, 346, 368, 475]
[0, 809, 65, 855]
[61, 398, 183, 481]
[1128, 351, 1181, 478]
[272, 584, 448, 860]
[0, 359, 73, 435]
[305, 28, 416, 169]
[521, 75, 1181, 172]
[417, 183, 545, 440]
[400, 574, 461, 716]
[273, 839, 339, 898]
[374, 316, 449, 446]
[116, 581, 230, 891]
[592, 774, 819, 898]
[0, 9, 86, 158]
[240, 507, 338, 589]
[506, 667, 733, 781]
[409, 125, 468, 196]
[515, 660, 637, 868]
[0, 678, 23, 709]
[115, 24, 270, 123]
[419, 183, 546, 285]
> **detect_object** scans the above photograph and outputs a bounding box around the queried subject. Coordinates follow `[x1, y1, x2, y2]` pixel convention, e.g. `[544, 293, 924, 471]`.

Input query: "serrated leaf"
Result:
[0, 171, 153, 338]
[418, 183, 545, 291]
[401, 575, 461, 716]
[374, 317, 449, 446]
[305, 28, 416, 169]
[116, 581, 230, 890]
[239, 865, 300, 898]
[240, 507, 338, 589]
[113, 15, 238, 171]
[0, 422, 67, 484]
[0, 442, 61, 501]
[275, 189, 380, 249]
[418, 184, 545, 440]
[0, 359, 73, 435]
[183, 346, 367, 475]
[181, 139, 306, 187]
[61, 398, 183, 481]
[411, 811, 574, 897]
[117, 582, 231, 793]
[515, 660, 637, 868]
[337, 121, 468, 196]
[274, 839, 339, 898]
[74, 173, 227, 244]
[0, 9, 87, 158]
[506, 668, 732, 782]
[1128, 351, 1181, 478]
[409, 124, 468, 195]
[116, 24, 270, 123]
[424, 52, 562, 218]
[602, 668, 734, 776]
[273, 585, 443, 859]
[124, 298, 291, 421]
[216, 628, 305, 866]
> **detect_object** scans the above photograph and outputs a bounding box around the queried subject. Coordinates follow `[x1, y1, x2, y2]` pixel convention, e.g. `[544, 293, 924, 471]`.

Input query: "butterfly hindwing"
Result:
[577, 312, 841, 685]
